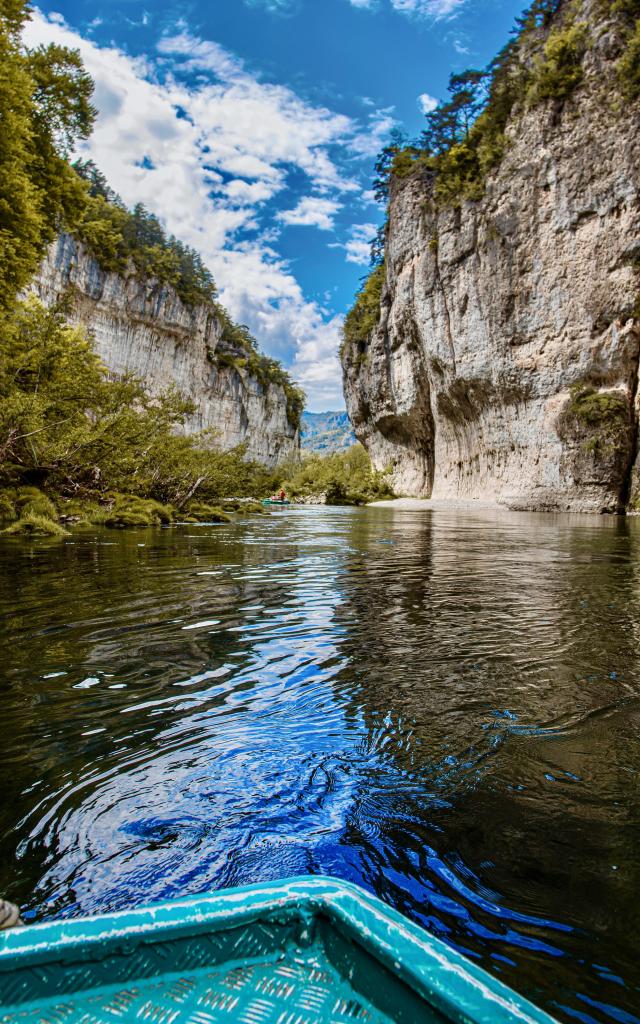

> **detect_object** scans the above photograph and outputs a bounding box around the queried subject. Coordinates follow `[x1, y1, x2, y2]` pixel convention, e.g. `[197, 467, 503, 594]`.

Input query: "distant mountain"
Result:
[301, 411, 356, 453]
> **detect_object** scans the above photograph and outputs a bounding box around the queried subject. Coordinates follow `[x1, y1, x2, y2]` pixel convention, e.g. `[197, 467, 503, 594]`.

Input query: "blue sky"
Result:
[26, 0, 523, 409]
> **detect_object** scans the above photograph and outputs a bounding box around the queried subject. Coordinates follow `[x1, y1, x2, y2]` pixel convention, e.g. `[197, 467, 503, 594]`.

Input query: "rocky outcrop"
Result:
[30, 234, 298, 466]
[342, 1, 640, 512]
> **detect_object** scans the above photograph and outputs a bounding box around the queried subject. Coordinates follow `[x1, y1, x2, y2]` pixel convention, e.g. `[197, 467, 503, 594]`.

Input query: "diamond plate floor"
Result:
[1, 949, 393, 1024]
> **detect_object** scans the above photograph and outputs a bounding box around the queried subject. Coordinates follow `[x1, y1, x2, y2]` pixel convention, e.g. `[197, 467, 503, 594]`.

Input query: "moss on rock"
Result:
[183, 502, 232, 523]
[103, 495, 175, 528]
[2, 510, 69, 537]
[566, 385, 629, 439]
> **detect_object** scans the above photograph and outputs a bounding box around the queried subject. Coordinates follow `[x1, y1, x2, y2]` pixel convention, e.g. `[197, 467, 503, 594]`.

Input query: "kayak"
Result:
[0, 876, 556, 1023]
[262, 498, 291, 505]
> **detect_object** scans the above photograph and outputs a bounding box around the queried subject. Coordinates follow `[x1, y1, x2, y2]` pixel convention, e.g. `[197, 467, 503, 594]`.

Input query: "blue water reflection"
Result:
[1, 505, 640, 1023]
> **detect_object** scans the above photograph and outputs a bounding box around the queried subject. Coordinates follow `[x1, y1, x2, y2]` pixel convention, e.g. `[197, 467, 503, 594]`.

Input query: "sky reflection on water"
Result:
[1, 506, 640, 1024]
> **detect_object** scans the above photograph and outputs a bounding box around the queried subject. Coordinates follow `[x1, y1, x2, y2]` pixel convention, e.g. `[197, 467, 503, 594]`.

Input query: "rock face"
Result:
[342, 2, 640, 512]
[31, 234, 298, 466]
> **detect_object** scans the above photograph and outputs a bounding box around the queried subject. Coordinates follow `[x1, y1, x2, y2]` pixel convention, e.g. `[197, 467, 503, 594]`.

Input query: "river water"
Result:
[1, 506, 639, 1022]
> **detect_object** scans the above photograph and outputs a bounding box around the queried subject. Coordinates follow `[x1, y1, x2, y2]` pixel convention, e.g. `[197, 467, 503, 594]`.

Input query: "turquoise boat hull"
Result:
[0, 876, 556, 1023]
[262, 499, 290, 505]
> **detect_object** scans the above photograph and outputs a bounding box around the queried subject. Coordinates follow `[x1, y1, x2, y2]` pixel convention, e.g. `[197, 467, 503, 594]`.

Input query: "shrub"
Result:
[239, 501, 270, 515]
[103, 495, 175, 528]
[526, 24, 588, 105]
[282, 444, 394, 506]
[0, 491, 17, 521]
[561, 385, 630, 456]
[434, 141, 485, 206]
[342, 264, 385, 353]
[103, 508, 154, 528]
[390, 148, 431, 179]
[567, 385, 628, 428]
[618, 19, 640, 99]
[16, 488, 58, 520]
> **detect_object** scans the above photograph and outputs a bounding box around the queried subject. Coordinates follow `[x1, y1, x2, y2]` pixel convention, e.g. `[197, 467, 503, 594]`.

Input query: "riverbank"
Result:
[368, 497, 504, 511]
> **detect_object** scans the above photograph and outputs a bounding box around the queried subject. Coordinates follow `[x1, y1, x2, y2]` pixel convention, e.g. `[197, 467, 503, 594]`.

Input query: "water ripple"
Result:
[1, 506, 640, 1023]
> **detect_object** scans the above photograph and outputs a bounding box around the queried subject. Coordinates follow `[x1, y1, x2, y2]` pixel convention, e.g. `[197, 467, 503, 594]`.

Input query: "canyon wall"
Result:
[342, 2, 640, 512]
[31, 234, 298, 466]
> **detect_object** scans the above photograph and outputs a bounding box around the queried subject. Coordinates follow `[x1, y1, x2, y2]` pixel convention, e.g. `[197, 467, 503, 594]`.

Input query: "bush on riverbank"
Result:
[0, 300, 283, 523]
[281, 444, 394, 505]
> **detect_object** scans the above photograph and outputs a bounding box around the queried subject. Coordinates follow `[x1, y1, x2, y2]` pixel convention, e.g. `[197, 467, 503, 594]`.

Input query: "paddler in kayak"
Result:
[278, 489, 286, 502]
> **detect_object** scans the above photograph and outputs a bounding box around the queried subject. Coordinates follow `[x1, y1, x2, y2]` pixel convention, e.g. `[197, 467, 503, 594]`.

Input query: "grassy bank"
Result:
[0, 487, 274, 536]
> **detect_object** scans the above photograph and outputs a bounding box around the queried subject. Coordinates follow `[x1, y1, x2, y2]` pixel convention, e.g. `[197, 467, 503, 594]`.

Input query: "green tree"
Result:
[0, 298, 283, 504]
[341, 263, 385, 352]
[0, 0, 95, 309]
[372, 129, 408, 203]
[421, 70, 487, 156]
[282, 445, 393, 506]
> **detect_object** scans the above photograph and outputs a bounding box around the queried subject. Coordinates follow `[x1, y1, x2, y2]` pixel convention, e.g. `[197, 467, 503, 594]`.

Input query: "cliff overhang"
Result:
[341, 0, 640, 513]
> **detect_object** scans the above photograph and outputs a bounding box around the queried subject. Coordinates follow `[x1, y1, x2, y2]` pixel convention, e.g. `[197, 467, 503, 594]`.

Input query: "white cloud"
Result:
[334, 223, 377, 265]
[418, 92, 438, 115]
[21, 9, 378, 410]
[355, 0, 464, 17]
[453, 36, 471, 55]
[391, 0, 465, 16]
[279, 196, 341, 231]
[244, 0, 297, 12]
[349, 106, 397, 159]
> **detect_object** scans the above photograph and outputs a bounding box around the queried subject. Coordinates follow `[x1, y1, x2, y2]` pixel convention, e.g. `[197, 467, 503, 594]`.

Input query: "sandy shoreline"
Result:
[368, 497, 504, 511]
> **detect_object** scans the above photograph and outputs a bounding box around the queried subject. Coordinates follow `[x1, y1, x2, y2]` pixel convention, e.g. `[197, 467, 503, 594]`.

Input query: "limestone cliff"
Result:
[342, 1, 640, 512]
[31, 234, 299, 466]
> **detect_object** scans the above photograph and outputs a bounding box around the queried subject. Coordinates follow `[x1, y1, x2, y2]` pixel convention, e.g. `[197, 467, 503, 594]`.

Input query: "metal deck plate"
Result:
[0, 876, 557, 1024]
[1, 951, 393, 1024]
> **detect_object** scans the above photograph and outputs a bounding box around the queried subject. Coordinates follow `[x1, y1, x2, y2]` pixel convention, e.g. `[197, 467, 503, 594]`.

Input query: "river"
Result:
[1, 505, 639, 1023]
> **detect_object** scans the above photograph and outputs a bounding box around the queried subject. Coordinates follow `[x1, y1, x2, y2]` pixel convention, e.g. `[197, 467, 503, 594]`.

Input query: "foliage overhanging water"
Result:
[1, 506, 639, 1024]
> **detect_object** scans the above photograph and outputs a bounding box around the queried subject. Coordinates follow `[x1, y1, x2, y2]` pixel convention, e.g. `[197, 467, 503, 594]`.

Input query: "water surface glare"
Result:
[1, 506, 640, 1023]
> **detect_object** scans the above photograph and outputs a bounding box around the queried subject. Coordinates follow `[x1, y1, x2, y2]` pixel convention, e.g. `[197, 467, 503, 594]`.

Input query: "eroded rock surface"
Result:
[342, 3, 640, 512]
[31, 234, 298, 466]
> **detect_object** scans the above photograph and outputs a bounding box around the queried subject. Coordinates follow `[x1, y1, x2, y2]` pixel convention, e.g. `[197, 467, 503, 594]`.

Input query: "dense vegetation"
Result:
[215, 309, 305, 430]
[608, 0, 640, 99]
[73, 161, 217, 307]
[0, 300, 282, 533]
[340, 263, 385, 354]
[373, 0, 593, 211]
[0, 0, 303, 534]
[282, 445, 394, 506]
[0, 0, 94, 309]
[343, 0, 639, 354]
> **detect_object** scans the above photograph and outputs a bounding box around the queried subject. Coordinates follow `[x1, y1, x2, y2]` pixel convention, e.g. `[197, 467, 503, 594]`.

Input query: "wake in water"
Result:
[1, 506, 639, 1024]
